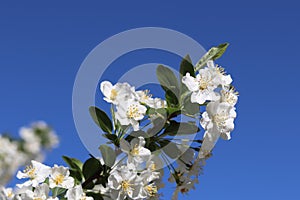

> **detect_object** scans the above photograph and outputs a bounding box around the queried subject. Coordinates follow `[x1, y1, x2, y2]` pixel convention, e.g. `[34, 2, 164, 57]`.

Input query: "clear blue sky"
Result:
[1, 1, 299, 199]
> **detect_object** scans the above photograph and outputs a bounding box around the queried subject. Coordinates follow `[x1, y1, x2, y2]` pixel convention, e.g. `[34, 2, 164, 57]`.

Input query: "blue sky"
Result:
[1, 1, 300, 199]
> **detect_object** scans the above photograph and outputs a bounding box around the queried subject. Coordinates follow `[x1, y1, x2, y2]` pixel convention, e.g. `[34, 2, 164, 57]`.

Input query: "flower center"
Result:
[54, 174, 65, 185]
[130, 144, 140, 156]
[150, 163, 157, 171]
[212, 112, 229, 130]
[7, 191, 13, 198]
[198, 73, 213, 91]
[121, 180, 132, 193]
[126, 104, 140, 119]
[24, 165, 36, 179]
[110, 89, 118, 100]
[221, 88, 238, 106]
[145, 185, 158, 196]
[33, 198, 43, 200]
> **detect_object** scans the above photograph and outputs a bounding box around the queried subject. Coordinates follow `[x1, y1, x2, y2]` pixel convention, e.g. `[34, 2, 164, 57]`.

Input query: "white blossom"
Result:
[136, 90, 166, 109]
[220, 86, 239, 107]
[115, 100, 147, 131]
[182, 60, 232, 104]
[100, 81, 135, 105]
[17, 160, 51, 188]
[19, 127, 42, 154]
[49, 165, 74, 189]
[120, 137, 151, 166]
[65, 185, 93, 200]
[199, 101, 237, 158]
[108, 164, 140, 200]
[0, 187, 14, 199]
[23, 183, 50, 200]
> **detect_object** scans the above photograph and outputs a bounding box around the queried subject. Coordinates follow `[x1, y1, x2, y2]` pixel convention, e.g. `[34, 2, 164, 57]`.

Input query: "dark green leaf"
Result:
[180, 55, 195, 78]
[163, 120, 200, 136]
[89, 106, 113, 133]
[99, 145, 116, 167]
[82, 158, 102, 180]
[69, 168, 82, 182]
[165, 90, 179, 107]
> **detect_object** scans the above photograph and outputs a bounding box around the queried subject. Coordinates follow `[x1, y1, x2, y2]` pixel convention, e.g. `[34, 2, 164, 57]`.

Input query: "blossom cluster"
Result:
[0, 121, 59, 186]
[108, 137, 162, 200]
[101, 81, 166, 131]
[182, 60, 238, 158]
[1, 43, 239, 200]
[0, 160, 91, 200]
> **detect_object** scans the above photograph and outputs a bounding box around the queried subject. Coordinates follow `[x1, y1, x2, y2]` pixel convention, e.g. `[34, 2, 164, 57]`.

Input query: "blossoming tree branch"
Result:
[0, 43, 239, 200]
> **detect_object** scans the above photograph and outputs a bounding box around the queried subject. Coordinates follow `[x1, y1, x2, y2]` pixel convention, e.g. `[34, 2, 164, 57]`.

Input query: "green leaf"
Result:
[99, 145, 116, 167]
[89, 106, 113, 133]
[165, 90, 179, 107]
[161, 141, 182, 159]
[69, 168, 82, 183]
[181, 93, 200, 116]
[156, 65, 180, 107]
[82, 158, 102, 180]
[62, 156, 83, 170]
[195, 43, 229, 71]
[163, 120, 200, 136]
[179, 55, 196, 104]
[180, 55, 195, 78]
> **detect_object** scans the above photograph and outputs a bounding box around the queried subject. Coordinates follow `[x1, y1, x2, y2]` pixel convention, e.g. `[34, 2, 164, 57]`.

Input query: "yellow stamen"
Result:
[24, 165, 36, 179]
[126, 104, 140, 119]
[110, 89, 118, 100]
[121, 180, 133, 193]
[145, 185, 158, 196]
[54, 174, 65, 185]
[130, 144, 139, 156]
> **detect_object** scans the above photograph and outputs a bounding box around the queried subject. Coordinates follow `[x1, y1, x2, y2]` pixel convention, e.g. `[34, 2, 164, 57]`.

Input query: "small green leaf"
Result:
[195, 43, 229, 71]
[89, 106, 113, 133]
[99, 145, 116, 167]
[156, 65, 180, 107]
[82, 158, 102, 180]
[163, 120, 200, 136]
[62, 156, 83, 170]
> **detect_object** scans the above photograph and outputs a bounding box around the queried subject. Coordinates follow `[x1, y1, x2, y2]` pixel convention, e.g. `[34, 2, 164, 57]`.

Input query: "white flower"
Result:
[0, 187, 14, 199]
[31, 121, 59, 149]
[49, 165, 74, 189]
[220, 87, 239, 107]
[65, 185, 93, 200]
[201, 101, 236, 140]
[0, 136, 27, 186]
[100, 81, 135, 105]
[136, 90, 166, 109]
[108, 164, 140, 200]
[24, 183, 50, 200]
[182, 72, 220, 104]
[115, 100, 147, 131]
[199, 101, 237, 157]
[120, 137, 151, 166]
[17, 160, 51, 187]
[182, 60, 232, 104]
[206, 60, 232, 87]
[19, 127, 41, 154]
